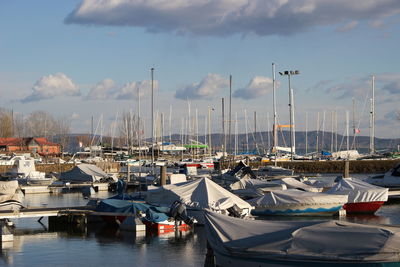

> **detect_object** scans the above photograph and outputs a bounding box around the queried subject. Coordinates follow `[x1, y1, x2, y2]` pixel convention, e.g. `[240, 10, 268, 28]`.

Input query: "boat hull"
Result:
[251, 204, 343, 216]
[343, 201, 385, 214]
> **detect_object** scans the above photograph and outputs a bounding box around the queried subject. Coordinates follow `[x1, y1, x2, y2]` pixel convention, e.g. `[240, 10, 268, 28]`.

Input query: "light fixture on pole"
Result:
[279, 70, 300, 161]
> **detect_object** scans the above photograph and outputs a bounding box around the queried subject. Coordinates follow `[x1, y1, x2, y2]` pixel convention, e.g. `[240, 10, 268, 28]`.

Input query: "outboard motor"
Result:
[168, 200, 195, 226]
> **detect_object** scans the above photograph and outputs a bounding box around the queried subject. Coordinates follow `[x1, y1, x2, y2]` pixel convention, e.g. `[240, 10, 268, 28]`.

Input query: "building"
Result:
[0, 137, 61, 156]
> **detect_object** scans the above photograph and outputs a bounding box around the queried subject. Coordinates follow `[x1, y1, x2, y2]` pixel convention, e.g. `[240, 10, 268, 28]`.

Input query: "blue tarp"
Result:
[321, 151, 332, 156]
[96, 199, 169, 223]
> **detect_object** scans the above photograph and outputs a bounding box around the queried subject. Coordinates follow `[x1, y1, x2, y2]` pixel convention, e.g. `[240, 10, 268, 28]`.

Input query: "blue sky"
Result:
[1, 0, 400, 139]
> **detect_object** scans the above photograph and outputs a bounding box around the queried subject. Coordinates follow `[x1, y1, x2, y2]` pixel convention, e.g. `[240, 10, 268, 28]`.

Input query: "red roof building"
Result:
[0, 137, 61, 156]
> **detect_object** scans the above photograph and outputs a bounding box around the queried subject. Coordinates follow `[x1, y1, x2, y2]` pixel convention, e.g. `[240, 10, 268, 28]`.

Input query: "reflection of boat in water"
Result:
[205, 210, 400, 266]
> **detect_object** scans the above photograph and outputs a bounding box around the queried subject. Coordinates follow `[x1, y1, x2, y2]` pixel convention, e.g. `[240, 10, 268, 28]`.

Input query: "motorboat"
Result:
[326, 178, 388, 214]
[93, 198, 193, 233]
[204, 210, 400, 266]
[365, 162, 400, 188]
[6, 158, 52, 185]
[247, 189, 347, 216]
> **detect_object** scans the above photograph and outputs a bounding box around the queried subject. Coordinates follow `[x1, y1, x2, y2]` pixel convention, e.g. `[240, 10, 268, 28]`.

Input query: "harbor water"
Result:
[1, 175, 400, 267]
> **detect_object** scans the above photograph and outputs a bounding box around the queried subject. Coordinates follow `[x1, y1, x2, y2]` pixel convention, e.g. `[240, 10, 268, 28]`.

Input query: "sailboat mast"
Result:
[370, 75, 375, 154]
[228, 75, 232, 155]
[272, 63, 278, 152]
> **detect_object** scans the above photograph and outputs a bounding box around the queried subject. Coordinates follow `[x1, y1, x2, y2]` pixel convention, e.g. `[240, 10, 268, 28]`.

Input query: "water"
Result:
[1, 179, 400, 267]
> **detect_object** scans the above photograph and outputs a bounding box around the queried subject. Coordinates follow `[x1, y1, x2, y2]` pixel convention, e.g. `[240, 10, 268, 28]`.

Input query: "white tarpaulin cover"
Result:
[204, 210, 400, 263]
[146, 178, 252, 211]
[278, 178, 322, 192]
[60, 164, 110, 183]
[247, 189, 348, 207]
[326, 178, 388, 203]
[0, 180, 19, 194]
[230, 178, 286, 191]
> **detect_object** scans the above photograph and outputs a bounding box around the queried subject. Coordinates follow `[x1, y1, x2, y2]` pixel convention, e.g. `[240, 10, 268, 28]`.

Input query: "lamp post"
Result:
[279, 70, 300, 161]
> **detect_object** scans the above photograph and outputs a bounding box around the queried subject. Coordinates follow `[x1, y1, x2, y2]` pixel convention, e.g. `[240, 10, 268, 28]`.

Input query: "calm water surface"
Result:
[1, 175, 400, 267]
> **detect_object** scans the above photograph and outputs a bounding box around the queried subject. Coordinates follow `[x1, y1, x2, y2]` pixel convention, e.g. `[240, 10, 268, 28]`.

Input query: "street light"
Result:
[279, 70, 300, 161]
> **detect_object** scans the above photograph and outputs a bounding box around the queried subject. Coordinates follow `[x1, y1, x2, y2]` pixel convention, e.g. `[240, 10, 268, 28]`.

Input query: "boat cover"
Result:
[278, 178, 322, 192]
[230, 178, 286, 191]
[146, 178, 252, 211]
[247, 189, 348, 207]
[0, 180, 19, 194]
[96, 199, 169, 223]
[204, 210, 400, 262]
[60, 164, 110, 183]
[326, 178, 388, 203]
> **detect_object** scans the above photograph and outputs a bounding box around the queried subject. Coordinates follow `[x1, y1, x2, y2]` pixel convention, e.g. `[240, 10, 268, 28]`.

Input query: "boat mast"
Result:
[272, 63, 278, 153]
[370, 75, 375, 154]
[208, 106, 212, 157]
[228, 75, 232, 155]
[150, 67, 155, 176]
[305, 112, 308, 155]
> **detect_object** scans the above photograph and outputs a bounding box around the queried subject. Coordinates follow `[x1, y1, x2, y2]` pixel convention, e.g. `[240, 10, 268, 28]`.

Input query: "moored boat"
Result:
[204, 210, 400, 266]
[326, 178, 388, 214]
[248, 189, 347, 216]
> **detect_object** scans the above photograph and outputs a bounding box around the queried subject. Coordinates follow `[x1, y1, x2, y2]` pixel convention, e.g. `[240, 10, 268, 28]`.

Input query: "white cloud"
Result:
[22, 73, 80, 102]
[175, 74, 228, 100]
[114, 80, 158, 100]
[323, 73, 400, 100]
[85, 78, 116, 100]
[85, 79, 158, 100]
[65, 0, 400, 36]
[336, 21, 358, 32]
[234, 76, 275, 100]
[71, 112, 80, 119]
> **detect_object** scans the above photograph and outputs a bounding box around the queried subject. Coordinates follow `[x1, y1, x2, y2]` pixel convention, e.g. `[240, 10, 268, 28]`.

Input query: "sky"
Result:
[1, 0, 400, 139]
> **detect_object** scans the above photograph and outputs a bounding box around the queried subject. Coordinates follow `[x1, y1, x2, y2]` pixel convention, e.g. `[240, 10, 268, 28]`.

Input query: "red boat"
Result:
[343, 201, 385, 214]
[326, 178, 388, 214]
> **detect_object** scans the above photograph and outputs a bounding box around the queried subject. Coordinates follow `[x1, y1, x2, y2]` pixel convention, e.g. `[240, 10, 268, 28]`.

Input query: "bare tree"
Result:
[0, 108, 14, 137]
[55, 116, 71, 152]
[25, 111, 57, 138]
[118, 111, 139, 154]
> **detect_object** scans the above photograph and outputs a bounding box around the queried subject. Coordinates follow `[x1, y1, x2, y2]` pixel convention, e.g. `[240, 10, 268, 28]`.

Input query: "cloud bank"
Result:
[22, 73, 80, 102]
[234, 76, 275, 100]
[85, 78, 158, 100]
[322, 73, 400, 100]
[65, 0, 400, 36]
[175, 74, 228, 100]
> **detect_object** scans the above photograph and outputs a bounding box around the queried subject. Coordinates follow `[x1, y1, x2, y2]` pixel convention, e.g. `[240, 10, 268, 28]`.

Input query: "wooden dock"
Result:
[0, 206, 93, 219]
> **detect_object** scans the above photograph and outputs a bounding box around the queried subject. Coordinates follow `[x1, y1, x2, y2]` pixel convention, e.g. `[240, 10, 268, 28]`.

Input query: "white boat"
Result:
[7, 158, 52, 185]
[365, 162, 400, 188]
[248, 189, 347, 216]
[146, 178, 253, 224]
[204, 210, 400, 266]
[327, 178, 388, 214]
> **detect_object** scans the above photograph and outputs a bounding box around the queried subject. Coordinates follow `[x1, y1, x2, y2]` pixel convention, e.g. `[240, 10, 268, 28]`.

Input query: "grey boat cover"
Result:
[60, 164, 109, 183]
[247, 189, 348, 207]
[230, 178, 286, 191]
[204, 210, 400, 262]
[146, 178, 252, 212]
[278, 178, 323, 192]
[326, 178, 388, 203]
